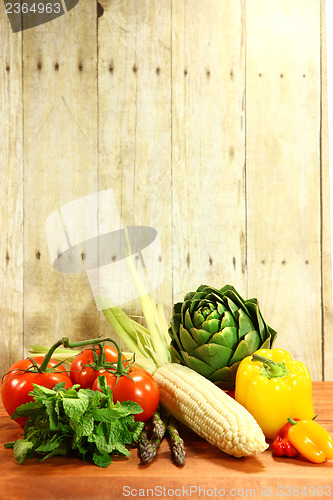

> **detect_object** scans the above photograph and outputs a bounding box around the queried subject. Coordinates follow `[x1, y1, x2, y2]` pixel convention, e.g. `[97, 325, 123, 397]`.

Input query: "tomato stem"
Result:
[39, 340, 65, 372]
[62, 337, 125, 376]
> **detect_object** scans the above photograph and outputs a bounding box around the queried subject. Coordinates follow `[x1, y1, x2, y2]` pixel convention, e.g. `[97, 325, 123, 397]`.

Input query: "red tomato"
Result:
[1, 356, 73, 427]
[70, 345, 127, 388]
[92, 367, 160, 422]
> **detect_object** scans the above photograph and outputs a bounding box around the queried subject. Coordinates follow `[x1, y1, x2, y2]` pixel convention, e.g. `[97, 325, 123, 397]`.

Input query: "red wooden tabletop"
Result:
[1, 382, 332, 500]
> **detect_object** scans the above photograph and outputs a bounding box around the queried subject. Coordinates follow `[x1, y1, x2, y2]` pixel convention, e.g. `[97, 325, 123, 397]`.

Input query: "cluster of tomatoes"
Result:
[1, 344, 160, 426]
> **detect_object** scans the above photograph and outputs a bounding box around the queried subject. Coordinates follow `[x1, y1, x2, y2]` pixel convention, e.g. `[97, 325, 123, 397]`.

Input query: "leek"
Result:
[29, 345, 78, 363]
[96, 255, 172, 372]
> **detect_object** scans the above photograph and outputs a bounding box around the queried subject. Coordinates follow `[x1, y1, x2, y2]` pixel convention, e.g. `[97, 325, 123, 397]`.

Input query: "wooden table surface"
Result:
[1, 382, 332, 500]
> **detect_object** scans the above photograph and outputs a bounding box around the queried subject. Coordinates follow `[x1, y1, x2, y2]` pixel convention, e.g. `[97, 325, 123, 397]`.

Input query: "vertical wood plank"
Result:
[131, 1, 172, 315]
[98, 0, 173, 330]
[321, 0, 333, 381]
[171, 0, 246, 303]
[0, 7, 24, 370]
[22, 1, 99, 351]
[246, 0, 322, 379]
[0, 0, 329, 378]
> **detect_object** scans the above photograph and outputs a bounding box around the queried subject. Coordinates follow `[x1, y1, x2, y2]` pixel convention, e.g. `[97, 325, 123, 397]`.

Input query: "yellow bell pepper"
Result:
[235, 349, 315, 439]
[288, 418, 333, 463]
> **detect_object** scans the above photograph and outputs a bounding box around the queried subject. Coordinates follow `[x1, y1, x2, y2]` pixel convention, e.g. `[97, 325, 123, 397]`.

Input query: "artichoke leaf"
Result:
[219, 284, 236, 294]
[243, 329, 261, 352]
[189, 327, 212, 345]
[190, 291, 209, 310]
[210, 363, 240, 388]
[201, 318, 220, 335]
[197, 285, 218, 296]
[181, 351, 215, 378]
[245, 300, 266, 342]
[225, 296, 239, 315]
[170, 342, 185, 363]
[238, 309, 255, 340]
[184, 308, 194, 331]
[179, 324, 198, 354]
[181, 299, 193, 324]
[222, 286, 251, 315]
[217, 302, 227, 315]
[261, 334, 277, 349]
[228, 338, 254, 366]
[210, 326, 238, 349]
[221, 311, 236, 328]
[207, 287, 225, 300]
[188, 299, 203, 316]
[191, 343, 233, 370]
[205, 291, 223, 304]
[173, 301, 183, 315]
[207, 309, 220, 321]
[204, 292, 218, 302]
[169, 315, 182, 350]
[184, 291, 196, 301]
[267, 325, 278, 345]
[192, 310, 205, 329]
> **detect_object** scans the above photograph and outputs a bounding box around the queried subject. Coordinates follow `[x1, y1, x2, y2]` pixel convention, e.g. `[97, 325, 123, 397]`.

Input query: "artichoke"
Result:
[169, 284, 277, 389]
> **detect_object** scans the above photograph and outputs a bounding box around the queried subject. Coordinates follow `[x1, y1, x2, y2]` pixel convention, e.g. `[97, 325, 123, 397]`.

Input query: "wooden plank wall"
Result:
[0, 0, 331, 381]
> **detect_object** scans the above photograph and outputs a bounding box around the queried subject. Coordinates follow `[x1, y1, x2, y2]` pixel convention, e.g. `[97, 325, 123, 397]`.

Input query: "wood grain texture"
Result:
[0, 4, 24, 367]
[0, 0, 331, 382]
[0, 382, 332, 500]
[320, 0, 333, 380]
[171, 0, 247, 303]
[246, 0, 323, 378]
[97, 0, 173, 332]
[21, 1, 99, 351]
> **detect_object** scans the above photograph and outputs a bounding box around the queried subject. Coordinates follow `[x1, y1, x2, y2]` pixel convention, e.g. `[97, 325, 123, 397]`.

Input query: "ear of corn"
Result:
[97, 256, 268, 458]
[154, 363, 268, 458]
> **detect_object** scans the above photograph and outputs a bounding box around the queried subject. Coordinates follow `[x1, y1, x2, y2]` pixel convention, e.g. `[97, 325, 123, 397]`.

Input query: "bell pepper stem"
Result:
[288, 415, 318, 427]
[251, 353, 289, 378]
[62, 336, 125, 376]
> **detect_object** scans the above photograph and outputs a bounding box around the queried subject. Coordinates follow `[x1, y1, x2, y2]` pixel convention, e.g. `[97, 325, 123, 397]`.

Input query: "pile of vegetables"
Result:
[2, 264, 333, 467]
[234, 349, 316, 439]
[2, 336, 163, 466]
[235, 350, 333, 463]
[4, 377, 145, 468]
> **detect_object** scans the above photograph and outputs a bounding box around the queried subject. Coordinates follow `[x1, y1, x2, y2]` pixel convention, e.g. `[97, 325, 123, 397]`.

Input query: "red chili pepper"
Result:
[272, 418, 300, 457]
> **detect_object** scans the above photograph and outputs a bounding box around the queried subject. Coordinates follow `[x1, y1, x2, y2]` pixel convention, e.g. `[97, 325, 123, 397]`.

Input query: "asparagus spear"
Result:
[138, 407, 168, 464]
[138, 427, 151, 458]
[151, 409, 168, 440]
[138, 409, 186, 466]
[167, 416, 186, 466]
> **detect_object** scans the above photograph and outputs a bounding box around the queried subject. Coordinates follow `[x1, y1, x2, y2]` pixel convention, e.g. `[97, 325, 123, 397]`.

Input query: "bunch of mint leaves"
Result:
[4, 376, 144, 467]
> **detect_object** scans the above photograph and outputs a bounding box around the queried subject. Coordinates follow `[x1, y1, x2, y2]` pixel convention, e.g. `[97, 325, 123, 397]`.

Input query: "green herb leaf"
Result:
[13, 439, 34, 465]
[130, 420, 145, 443]
[43, 399, 58, 430]
[62, 393, 89, 420]
[5, 382, 145, 468]
[12, 401, 43, 419]
[118, 400, 144, 415]
[93, 452, 112, 468]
